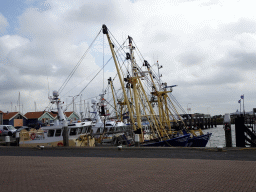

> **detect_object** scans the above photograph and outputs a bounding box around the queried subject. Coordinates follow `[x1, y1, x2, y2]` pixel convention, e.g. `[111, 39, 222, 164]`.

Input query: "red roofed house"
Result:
[64, 111, 80, 122]
[3, 112, 28, 127]
[0, 111, 3, 125]
[48, 112, 58, 119]
[49, 111, 80, 122]
[24, 111, 55, 128]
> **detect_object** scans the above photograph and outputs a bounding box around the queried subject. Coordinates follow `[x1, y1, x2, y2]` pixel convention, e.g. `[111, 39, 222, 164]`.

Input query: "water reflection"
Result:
[203, 125, 236, 147]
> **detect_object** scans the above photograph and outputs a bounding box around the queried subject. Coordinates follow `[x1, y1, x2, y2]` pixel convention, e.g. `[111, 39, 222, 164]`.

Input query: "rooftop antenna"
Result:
[34, 101, 37, 112]
[18, 92, 20, 113]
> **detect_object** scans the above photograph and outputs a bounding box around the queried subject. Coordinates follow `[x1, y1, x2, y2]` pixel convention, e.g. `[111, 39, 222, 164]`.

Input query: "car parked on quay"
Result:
[0, 125, 17, 137]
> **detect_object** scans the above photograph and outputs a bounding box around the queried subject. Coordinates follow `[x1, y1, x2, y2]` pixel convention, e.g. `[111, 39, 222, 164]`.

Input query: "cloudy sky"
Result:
[0, 0, 255, 116]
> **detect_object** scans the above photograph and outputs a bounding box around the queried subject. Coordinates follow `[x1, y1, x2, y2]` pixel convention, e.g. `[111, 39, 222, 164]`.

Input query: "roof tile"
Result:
[3, 112, 19, 120]
[24, 111, 45, 119]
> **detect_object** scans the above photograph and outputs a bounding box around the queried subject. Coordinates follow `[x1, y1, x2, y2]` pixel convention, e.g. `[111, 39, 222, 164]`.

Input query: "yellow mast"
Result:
[108, 77, 118, 119]
[137, 79, 168, 139]
[103, 25, 136, 131]
[142, 61, 174, 134]
[128, 36, 143, 142]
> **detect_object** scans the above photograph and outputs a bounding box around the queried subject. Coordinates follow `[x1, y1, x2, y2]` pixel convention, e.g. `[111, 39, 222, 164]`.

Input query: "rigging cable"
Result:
[63, 33, 127, 100]
[103, 31, 105, 94]
[58, 29, 102, 95]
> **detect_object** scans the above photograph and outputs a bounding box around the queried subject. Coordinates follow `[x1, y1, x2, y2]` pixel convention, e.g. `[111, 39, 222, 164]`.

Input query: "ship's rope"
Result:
[58, 29, 102, 95]
[61, 33, 128, 111]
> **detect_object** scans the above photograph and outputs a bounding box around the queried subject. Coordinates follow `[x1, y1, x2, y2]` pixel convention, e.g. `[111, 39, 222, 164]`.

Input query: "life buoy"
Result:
[57, 142, 64, 147]
[30, 133, 36, 140]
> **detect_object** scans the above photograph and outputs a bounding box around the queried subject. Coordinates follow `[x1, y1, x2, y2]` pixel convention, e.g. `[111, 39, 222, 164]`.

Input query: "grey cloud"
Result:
[178, 52, 204, 66]
[0, 66, 46, 93]
[170, 66, 244, 89]
[221, 51, 256, 70]
[152, 31, 172, 43]
[66, 2, 121, 24]
[223, 18, 256, 34]
[196, 69, 244, 86]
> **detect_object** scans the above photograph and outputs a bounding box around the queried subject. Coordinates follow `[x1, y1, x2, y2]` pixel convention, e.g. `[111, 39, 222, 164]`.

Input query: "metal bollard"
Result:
[16, 132, 20, 146]
[135, 134, 140, 147]
[5, 136, 10, 146]
[117, 145, 122, 150]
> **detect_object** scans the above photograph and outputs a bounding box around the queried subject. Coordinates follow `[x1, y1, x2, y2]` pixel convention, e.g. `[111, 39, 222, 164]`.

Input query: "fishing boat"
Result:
[21, 25, 211, 148]
[89, 95, 134, 146]
[19, 91, 95, 147]
[102, 24, 199, 147]
[185, 129, 212, 147]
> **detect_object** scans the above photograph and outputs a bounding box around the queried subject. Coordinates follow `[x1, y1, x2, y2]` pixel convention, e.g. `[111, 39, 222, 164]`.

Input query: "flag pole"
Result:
[238, 99, 241, 115]
[240, 101, 241, 116]
[243, 95, 245, 116]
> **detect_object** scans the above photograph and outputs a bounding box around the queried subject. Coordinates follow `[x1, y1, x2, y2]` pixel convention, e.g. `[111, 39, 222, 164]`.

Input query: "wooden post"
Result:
[224, 124, 232, 147]
[63, 121, 69, 147]
[224, 114, 232, 147]
[235, 116, 245, 147]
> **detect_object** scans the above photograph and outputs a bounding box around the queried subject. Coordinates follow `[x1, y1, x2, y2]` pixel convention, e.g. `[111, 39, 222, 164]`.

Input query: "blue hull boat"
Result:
[186, 132, 212, 147]
[142, 134, 190, 147]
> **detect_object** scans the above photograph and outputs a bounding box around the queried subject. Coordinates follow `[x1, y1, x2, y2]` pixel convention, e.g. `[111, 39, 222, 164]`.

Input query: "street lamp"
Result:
[68, 95, 79, 112]
[187, 103, 192, 114]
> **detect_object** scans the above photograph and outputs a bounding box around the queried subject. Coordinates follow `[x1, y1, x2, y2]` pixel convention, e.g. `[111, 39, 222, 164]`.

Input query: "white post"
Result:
[135, 134, 140, 147]
[5, 136, 10, 146]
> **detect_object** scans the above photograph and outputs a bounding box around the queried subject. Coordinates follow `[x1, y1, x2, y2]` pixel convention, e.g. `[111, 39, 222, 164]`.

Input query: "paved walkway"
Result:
[0, 147, 255, 191]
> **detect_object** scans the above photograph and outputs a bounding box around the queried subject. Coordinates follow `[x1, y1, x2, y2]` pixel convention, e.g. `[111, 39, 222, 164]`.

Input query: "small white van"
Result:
[0, 125, 17, 136]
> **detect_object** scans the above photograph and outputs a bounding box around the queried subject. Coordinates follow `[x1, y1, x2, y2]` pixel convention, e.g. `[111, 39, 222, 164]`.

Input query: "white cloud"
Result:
[1, 0, 256, 115]
[0, 13, 8, 35]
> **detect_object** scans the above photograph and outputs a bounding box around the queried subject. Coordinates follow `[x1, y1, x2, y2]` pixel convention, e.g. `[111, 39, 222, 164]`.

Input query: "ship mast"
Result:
[108, 77, 118, 119]
[49, 90, 67, 124]
[102, 25, 137, 132]
[127, 36, 143, 141]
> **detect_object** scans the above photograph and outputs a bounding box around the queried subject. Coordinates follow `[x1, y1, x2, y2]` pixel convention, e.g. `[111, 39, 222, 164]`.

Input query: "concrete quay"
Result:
[0, 147, 255, 191]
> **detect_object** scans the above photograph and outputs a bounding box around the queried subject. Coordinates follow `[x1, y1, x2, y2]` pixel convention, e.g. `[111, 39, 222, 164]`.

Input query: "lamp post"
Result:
[68, 95, 79, 112]
[187, 103, 191, 114]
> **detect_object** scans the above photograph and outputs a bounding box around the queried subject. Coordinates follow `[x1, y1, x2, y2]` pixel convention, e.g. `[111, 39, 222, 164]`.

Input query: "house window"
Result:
[47, 130, 55, 137]
[42, 118, 49, 123]
[55, 129, 62, 137]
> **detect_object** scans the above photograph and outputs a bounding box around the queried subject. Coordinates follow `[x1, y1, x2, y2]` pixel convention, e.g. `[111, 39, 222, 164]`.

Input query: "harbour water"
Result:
[204, 124, 236, 147]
